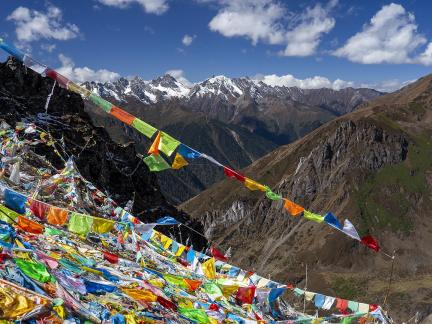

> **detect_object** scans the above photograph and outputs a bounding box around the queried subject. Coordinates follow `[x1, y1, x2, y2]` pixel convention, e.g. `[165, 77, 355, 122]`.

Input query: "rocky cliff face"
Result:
[0, 57, 207, 248]
[181, 74, 432, 321]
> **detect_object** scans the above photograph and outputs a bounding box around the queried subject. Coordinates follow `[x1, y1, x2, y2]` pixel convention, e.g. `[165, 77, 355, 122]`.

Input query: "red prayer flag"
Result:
[103, 251, 119, 264]
[223, 167, 245, 182]
[29, 199, 49, 220]
[236, 286, 256, 304]
[360, 235, 380, 252]
[110, 106, 136, 125]
[210, 246, 228, 262]
[209, 303, 219, 311]
[45, 69, 69, 87]
[369, 304, 378, 311]
[336, 298, 348, 313]
[157, 296, 177, 311]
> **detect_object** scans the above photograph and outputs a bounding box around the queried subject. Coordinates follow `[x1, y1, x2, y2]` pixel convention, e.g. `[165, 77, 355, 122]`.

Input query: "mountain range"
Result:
[181, 73, 432, 321]
[83, 74, 382, 203]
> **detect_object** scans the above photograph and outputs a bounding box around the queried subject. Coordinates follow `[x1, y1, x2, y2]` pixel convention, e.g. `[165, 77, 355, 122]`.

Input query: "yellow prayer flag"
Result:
[202, 258, 216, 279]
[172, 153, 189, 170]
[175, 244, 186, 257]
[221, 285, 239, 297]
[92, 218, 115, 234]
[121, 288, 157, 302]
[244, 178, 267, 192]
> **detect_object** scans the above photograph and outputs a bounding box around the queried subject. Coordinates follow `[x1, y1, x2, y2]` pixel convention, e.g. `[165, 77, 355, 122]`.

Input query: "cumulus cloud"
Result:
[40, 44, 56, 52]
[166, 69, 193, 87]
[57, 54, 120, 83]
[283, 2, 336, 56]
[333, 3, 428, 64]
[207, 0, 336, 56]
[254, 73, 412, 92]
[255, 73, 353, 90]
[182, 34, 196, 46]
[416, 43, 432, 66]
[7, 5, 79, 43]
[97, 0, 168, 15]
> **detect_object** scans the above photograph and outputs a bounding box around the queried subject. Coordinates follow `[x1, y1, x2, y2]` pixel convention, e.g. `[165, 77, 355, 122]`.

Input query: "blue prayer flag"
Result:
[324, 212, 342, 229]
[269, 287, 286, 302]
[4, 189, 27, 214]
[178, 144, 201, 159]
[314, 293, 325, 308]
[156, 216, 179, 225]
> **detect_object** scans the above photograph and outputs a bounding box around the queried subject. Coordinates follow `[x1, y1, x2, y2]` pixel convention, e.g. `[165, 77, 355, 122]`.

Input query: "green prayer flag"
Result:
[163, 274, 188, 289]
[89, 94, 113, 113]
[15, 259, 51, 283]
[303, 210, 324, 223]
[143, 154, 171, 172]
[341, 317, 353, 324]
[202, 282, 223, 299]
[265, 187, 282, 201]
[0, 204, 20, 224]
[160, 132, 180, 157]
[131, 118, 157, 139]
[44, 227, 63, 236]
[179, 308, 210, 323]
[68, 213, 94, 235]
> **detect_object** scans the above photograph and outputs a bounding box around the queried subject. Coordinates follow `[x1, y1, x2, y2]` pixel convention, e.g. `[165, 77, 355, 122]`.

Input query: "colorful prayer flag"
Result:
[131, 118, 157, 138]
[47, 206, 69, 226]
[283, 199, 304, 216]
[223, 167, 245, 182]
[143, 154, 171, 172]
[28, 199, 48, 220]
[110, 106, 135, 125]
[324, 212, 342, 229]
[89, 94, 113, 113]
[172, 153, 188, 169]
[17, 216, 44, 234]
[178, 144, 201, 159]
[265, 188, 282, 201]
[4, 189, 27, 214]
[360, 235, 380, 252]
[236, 286, 256, 304]
[202, 257, 216, 279]
[303, 210, 324, 223]
[210, 246, 228, 262]
[68, 213, 93, 236]
[244, 178, 267, 192]
[148, 131, 161, 155]
[159, 132, 180, 157]
[92, 218, 115, 234]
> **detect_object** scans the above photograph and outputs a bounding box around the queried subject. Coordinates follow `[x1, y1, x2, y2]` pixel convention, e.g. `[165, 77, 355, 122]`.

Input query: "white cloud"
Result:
[41, 44, 56, 52]
[359, 79, 414, 92]
[57, 54, 120, 83]
[166, 69, 193, 87]
[182, 34, 196, 46]
[256, 73, 353, 90]
[333, 3, 427, 64]
[7, 5, 79, 43]
[283, 2, 336, 56]
[416, 42, 432, 66]
[207, 0, 336, 56]
[97, 0, 168, 15]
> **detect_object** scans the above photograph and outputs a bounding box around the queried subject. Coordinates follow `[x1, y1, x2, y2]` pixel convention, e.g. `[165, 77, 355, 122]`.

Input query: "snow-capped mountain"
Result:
[83, 74, 382, 117]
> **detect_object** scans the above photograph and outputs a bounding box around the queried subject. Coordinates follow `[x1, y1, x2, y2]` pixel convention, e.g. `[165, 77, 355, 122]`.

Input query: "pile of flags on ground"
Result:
[0, 122, 392, 322]
[0, 38, 381, 255]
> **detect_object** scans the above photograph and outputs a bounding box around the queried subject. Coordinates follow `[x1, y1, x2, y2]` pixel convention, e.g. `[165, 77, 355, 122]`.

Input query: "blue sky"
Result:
[0, 0, 431, 91]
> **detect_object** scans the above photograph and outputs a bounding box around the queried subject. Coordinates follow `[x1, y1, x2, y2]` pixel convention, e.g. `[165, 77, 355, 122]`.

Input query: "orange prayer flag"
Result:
[283, 199, 304, 216]
[183, 278, 202, 291]
[110, 106, 136, 125]
[47, 207, 69, 226]
[148, 131, 161, 155]
[17, 216, 44, 234]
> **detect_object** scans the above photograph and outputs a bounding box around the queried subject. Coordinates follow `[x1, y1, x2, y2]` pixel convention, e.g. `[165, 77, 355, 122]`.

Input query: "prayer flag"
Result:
[15, 259, 51, 283]
[175, 244, 186, 257]
[110, 106, 135, 125]
[314, 294, 325, 308]
[103, 251, 119, 264]
[244, 178, 267, 192]
[23, 54, 47, 74]
[283, 199, 304, 216]
[268, 287, 286, 302]
[4, 189, 27, 214]
[178, 144, 201, 159]
[0, 204, 20, 224]
[0, 40, 25, 61]
[341, 219, 361, 241]
[210, 246, 228, 262]
[223, 167, 245, 182]
[336, 298, 348, 312]
[67, 82, 91, 98]
[324, 212, 342, 229]
[159, 132, 180, 157]
[236, 286, 256, 304]
[143, 154, 171, 172]
[202, 258, 216, 279]
[265, 188, 282, 201]
[0, 287, 35, 319]
[45, 69, 69, 87]
[360, 235, 380, 252]
[92, 218, 115, 234]
[148, 131, 161, 155]
[322, 296, 335, 310]
[303, 210, 324, 223]
[179, 308, 210, 323]
[29, 199, 48, 220]
[183, 278, 202, 291]
[17, 216, 44, 234]
[221, 285, 239, 297]
[47, 206, 69, 226]
[131, 118, 157, 138]
[186, 249, 196, 264]
[122, 288, 157, 302]
[89, 94, 113, 113]
[172, 153, 188, 169]
[68, 213, 93, 236]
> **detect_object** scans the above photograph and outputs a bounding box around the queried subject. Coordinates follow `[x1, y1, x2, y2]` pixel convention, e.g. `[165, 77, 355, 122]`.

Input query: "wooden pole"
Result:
[383, 250, 396, 307]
